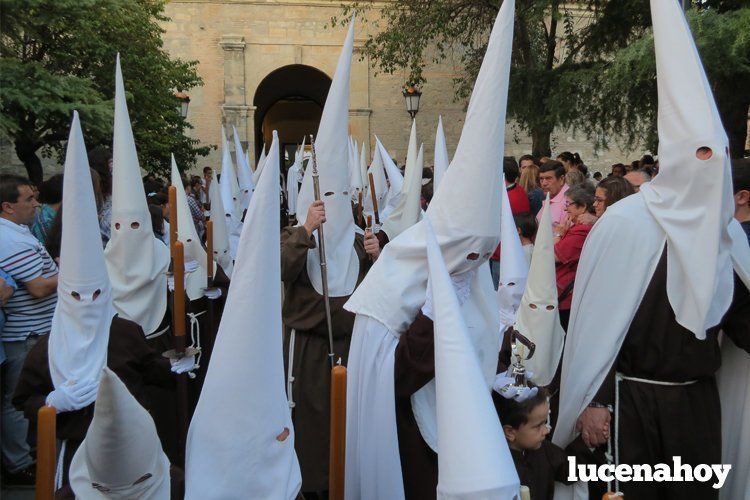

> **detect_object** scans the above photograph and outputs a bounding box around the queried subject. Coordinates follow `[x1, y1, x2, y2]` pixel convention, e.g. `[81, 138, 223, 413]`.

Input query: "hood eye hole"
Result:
[324, 191, 334, 197]
[91, 483, 111, 492]
[186, 238, 192, 243]
[507, 281, 516, 286]
[696, 147, 712, 160]
[546, 305, 555, 311]
[466, 252, 480, 261]
[71, 291, 81, 301]
[92, 289, 101, 301]
[114, 223, 121, 230]
[130, 222, 140, 229]
[343, 191, 349, 196]
[276, 427, 290, 441]
[529, 303, 537, 309]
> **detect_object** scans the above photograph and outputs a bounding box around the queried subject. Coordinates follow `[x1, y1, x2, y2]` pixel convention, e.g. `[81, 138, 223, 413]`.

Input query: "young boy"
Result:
[493, 381, 572, 500]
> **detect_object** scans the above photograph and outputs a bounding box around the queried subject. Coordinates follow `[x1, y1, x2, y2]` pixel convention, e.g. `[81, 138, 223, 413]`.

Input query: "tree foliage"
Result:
[0, 0, 210, 183]
[334, 0, 749, 158]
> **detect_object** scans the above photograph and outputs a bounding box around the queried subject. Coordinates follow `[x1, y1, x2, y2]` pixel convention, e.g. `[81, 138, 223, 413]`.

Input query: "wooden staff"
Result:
[169, 241, 190, 465]
[36, 406, 56, 500]
[357, 191, 364, 227]
[368, 172, 380, 225]
[329, 363, 347, 500]
[168, 186, 178, 261]
[206, 220, 214, 285]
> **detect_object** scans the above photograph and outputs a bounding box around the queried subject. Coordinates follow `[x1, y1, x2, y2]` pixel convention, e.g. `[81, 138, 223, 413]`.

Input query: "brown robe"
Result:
[12, 316, 174, 488]
[592, 249, 750, 500]
[280, 225, 370, 492]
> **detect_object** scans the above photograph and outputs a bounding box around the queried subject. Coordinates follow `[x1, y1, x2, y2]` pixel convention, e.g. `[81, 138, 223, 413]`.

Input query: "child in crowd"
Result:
[514, 212, 537, 264]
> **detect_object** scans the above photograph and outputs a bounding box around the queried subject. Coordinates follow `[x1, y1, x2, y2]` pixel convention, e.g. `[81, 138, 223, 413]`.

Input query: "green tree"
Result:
[335, 0, 749, 158]
[577, 4, 750, 157]
[0, 0, 210, 184]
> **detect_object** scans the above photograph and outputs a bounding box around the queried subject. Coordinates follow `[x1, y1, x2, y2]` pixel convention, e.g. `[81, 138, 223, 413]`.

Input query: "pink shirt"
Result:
[537, 184, 569, 228]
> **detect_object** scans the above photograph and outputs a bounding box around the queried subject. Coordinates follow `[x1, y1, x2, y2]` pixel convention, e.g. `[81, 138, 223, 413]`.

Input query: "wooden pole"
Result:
[36, 406, 56, 500]
[329, 364, 347, 500]
[206, 220, 214, 283]
[367, 173, 380, 225]
[172, 241, 189, 465]
[357, 191, 364, 226]
[168, 186, 178, 262]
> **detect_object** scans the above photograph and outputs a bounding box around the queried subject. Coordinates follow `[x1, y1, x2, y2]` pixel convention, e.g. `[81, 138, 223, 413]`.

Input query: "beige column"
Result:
[219, 35, 253, 166]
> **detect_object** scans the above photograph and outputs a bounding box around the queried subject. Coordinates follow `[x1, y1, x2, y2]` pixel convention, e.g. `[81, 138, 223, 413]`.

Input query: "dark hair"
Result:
[45, 207, 63, 260]
[566, 184, 595, 213]
[149, 192, 168, 206]
[492, 384, 549, 429]
[640, 154, 655, 166]
[503, 157, 520, 184]
[39, 174, 64, 205]
[148, 204, 165, 236]
[87, 146, 112, 196]
[732, 158, 750, 194]
[539, 160, 565, 178]
[203, 166, 212, 174]
[513, 212, 538, 241]
[611, 163, 626, 176]
[0, 174, 32, 206]
[593, 171, 603, 180]
[598, 176, 635, 208]
[557, 151, 582, 166]
[518, 154, 539, 167]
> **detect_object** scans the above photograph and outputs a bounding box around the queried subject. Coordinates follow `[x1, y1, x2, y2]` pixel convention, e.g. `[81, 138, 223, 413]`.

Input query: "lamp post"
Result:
[402, 85, 421, 120]
[174, 90, 190, 118]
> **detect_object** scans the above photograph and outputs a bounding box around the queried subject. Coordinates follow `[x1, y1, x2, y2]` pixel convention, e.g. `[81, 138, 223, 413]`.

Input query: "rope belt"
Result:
[55, 439, 67, 491]
[287, 329, 297, 411]
[145, 324, 170, 340]
[613, 373, 698, 492]
[187, 310, 207, 374]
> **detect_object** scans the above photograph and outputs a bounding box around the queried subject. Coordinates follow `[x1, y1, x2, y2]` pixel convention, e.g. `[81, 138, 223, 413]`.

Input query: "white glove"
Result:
[184, 260, 200, 274]
[46, 380, 99, 413]
[170, 355, 197, 374]
[421, 269, 477, 320]
[203, 287, 222, 300]
[492, 369, 538, 402]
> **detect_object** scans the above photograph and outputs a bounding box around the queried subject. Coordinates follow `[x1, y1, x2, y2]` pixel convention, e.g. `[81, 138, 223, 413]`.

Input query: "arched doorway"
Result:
[253, 65, 332, 170]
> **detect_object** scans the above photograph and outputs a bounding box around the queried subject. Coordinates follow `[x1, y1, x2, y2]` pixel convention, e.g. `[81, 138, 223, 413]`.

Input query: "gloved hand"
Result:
[46, 380, 99, 413]
[170, 355, 197, 375]
[421, 268, 477, 320]
[203, 287, 222, 300]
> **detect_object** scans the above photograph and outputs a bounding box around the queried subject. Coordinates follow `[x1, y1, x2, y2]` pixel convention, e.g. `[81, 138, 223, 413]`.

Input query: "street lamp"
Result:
[402, 85, 422, 120]
[174, 90, 190, 118]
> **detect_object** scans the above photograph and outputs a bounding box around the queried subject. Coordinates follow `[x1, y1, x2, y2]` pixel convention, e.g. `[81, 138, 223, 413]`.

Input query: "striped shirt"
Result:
[0, 217, 58, 341]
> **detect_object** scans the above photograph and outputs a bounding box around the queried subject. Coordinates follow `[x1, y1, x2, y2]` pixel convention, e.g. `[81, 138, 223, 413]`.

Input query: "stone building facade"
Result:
[160, 0, 641, 176]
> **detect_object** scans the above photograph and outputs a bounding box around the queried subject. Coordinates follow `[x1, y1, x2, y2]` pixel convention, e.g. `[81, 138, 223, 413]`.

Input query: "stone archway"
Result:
[253, 64, 332, 169]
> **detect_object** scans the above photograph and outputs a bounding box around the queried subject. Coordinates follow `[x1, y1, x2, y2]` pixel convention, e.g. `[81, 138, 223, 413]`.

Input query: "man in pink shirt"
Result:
[537, 160, 569, 230]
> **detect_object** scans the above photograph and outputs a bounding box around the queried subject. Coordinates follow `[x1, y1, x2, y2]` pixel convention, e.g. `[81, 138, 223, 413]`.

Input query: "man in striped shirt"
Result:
[0, 174, 58, 484]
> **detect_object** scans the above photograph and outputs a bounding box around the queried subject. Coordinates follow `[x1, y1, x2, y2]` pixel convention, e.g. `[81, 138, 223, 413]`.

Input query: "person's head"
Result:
[149, 192, 169, 218]
[538, 160, 566, 197]
[203, 166, 212, 178]
[565, 185, 595, 220]
[732, 158, 750, 222]
[89, 168, 103, 212]
[595, 176, 635, 217]
[593, 171, 603, 182]
[88, 146, 112, 196]
[148, 204, 165, 236]
[519, 158, 540, 192]
[628, 160, 640, 172]
[503, 157, 520, 185]
[0, 174, 40, 225]
[640, 154, 655, 168]
[624, 169, 651, 192]
[38, 174, 64, 207]
[610, 163, 626, 177]
[513, 212, 537, 244]
[493, 386, 550, 451]
[556, 151, 581, 173]
[565, 170, 586, 188]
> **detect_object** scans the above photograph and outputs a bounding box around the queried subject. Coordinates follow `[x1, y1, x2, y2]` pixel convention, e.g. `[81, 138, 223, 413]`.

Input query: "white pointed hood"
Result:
[186, 131, 302, 500]
[515, 195, 565, 387]
[497, 181, 530, 331]
[233, 126, 255, 209]
[363, 142, 388, 219]
[49, 111, 115, 391]
[434, 115, 449, 193]
[359, 141, 368, 194]
[346, 0, 514, 332]
[350, 137, 364, 196]
[383, 121, 424, 239]
[287, 137, 306, 217]
[208, 169, 233, 277]
[296, 16, 360, 297]
[104, 54, 169, 336]
[220, 125, 242, 259]
[639, 0, 734, 337]
[346, 0, 514, 454]
[70, 368, 170, 500]
[426, 218, 520, 500]
[253, 144, 267, 184]
[379, 138, 404, 219]
[170, 156, 209, 300]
